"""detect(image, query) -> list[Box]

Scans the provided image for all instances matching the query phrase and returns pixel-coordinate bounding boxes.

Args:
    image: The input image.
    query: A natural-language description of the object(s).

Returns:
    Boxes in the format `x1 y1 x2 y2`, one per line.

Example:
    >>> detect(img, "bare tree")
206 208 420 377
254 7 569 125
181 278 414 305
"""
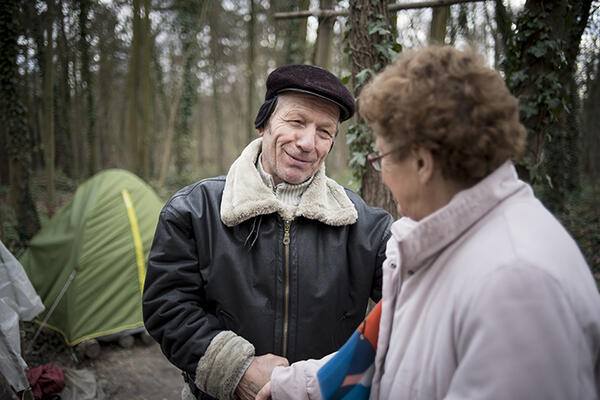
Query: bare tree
278 0 310 64
0 0 41 244
430 5 450 43
208 3 226 173
246 0 257 144
42 0 56 216
312 0 336 69
79 0 98 176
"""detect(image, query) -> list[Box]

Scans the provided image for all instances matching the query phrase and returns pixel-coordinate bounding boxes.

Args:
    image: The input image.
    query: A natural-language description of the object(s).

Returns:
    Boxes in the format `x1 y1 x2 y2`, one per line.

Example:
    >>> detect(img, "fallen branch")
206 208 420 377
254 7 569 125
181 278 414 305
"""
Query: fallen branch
274 0 488 19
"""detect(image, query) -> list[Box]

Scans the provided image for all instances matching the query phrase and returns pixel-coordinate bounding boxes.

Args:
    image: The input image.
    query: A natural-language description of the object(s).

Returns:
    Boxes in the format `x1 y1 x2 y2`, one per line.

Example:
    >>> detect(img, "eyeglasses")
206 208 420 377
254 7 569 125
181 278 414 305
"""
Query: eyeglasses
366 145 411 172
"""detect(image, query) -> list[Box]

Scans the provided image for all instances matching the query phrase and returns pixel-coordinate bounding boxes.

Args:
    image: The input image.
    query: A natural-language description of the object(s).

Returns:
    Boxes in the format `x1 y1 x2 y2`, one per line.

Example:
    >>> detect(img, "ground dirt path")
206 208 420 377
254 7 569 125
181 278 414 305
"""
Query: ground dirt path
21 333 183 400
78 341 183 400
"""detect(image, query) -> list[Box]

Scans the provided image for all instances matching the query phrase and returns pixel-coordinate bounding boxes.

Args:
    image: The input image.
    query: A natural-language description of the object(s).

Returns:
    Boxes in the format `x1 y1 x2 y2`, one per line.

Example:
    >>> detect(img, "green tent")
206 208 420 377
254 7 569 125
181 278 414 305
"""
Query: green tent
20 169 164 346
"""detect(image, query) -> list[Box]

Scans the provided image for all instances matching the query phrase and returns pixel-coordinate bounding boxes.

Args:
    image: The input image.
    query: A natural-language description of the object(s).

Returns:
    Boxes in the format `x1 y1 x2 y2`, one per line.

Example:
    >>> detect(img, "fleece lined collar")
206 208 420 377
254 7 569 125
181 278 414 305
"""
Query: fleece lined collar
220 138 358 227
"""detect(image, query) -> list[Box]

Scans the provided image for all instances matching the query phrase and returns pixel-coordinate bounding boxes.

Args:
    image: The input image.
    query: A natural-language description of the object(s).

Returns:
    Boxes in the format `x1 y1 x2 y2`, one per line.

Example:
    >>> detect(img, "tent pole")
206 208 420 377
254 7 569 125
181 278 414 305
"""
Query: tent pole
26 268 77 352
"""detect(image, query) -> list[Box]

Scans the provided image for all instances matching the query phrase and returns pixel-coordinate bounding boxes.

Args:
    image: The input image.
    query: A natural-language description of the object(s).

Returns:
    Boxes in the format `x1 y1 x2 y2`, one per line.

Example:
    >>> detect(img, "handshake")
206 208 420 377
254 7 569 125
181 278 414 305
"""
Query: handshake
235 353 289 400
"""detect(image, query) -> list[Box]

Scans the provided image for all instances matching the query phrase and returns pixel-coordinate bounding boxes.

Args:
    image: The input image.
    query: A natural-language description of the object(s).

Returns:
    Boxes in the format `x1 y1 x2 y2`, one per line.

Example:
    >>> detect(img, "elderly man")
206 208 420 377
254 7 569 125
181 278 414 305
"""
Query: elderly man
142 65 392 400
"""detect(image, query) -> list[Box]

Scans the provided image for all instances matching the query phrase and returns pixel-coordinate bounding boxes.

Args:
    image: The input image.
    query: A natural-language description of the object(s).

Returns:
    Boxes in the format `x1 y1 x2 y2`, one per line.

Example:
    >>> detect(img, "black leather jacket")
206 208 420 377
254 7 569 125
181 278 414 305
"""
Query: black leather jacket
142 176 392 379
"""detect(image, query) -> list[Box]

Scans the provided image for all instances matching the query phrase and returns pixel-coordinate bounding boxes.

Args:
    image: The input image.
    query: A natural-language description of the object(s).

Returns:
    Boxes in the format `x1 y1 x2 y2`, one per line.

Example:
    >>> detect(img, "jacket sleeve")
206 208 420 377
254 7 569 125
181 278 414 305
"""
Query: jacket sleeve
371 216 392 302
445 262 591 400
343 188 393 304
270 354 335 400
142 204 254 399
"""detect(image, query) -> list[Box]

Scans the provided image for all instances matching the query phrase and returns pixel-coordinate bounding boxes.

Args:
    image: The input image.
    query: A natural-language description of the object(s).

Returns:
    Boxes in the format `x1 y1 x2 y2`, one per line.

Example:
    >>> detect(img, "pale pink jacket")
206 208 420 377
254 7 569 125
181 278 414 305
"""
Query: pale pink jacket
270 161 600 400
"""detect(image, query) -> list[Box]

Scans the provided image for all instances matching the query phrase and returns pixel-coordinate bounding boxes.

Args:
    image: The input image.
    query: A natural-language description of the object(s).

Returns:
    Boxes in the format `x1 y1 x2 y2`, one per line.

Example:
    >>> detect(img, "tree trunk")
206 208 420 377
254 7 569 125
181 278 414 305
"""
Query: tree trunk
503 0 592 212
279 0 310 64
140 0 152 178
71 76 83 181
126 0 141 174
24 2 45 173
246 0 257 144
42 0 55 216
56 0 73 178
157 79 184 191
0 0 41 244
79 0 97 176
429 6 450 44
348 0 398 219
97 11 114 169
0 123 7 186
312 0 335 69
173 1 201 181
542 0 591 202
209 5 226 174
582 51 600 180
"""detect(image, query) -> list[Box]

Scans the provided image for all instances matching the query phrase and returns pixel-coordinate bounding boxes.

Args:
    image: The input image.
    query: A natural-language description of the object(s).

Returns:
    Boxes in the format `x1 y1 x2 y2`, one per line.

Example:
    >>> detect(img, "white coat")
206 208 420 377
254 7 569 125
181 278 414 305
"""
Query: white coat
269 161 600 400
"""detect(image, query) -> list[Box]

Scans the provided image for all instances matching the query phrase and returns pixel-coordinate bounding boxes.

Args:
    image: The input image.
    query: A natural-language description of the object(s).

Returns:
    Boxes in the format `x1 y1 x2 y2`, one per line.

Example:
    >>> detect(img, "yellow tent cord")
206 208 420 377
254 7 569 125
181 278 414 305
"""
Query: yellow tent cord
121 189 145 294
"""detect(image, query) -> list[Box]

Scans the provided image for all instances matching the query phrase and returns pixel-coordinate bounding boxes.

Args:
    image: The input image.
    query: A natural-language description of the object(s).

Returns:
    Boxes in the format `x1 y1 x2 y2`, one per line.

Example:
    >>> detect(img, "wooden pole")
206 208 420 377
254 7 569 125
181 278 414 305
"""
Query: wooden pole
274 0 487 19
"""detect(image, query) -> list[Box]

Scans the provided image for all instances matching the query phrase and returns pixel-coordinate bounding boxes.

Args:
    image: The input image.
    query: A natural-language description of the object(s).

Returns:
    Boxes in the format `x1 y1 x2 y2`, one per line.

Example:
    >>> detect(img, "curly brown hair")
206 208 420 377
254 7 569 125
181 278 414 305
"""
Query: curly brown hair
359 45 526 184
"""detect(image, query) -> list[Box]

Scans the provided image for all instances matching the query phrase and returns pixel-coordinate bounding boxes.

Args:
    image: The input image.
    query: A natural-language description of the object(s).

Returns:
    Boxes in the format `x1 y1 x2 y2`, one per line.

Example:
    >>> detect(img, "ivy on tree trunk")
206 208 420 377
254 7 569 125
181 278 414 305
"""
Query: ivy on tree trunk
347 0 401 219
500 0 592 213
0 0 41 245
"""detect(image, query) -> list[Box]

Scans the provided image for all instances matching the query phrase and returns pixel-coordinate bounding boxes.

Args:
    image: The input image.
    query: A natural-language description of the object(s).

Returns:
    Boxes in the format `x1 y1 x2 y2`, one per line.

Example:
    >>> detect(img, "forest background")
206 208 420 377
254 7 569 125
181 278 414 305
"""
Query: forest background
1 0 599 281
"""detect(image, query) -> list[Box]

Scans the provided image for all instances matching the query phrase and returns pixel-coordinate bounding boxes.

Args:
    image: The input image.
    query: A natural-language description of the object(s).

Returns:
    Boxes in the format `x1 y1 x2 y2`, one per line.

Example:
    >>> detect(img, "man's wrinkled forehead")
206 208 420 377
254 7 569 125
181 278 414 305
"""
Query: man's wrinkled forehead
272 92 340 123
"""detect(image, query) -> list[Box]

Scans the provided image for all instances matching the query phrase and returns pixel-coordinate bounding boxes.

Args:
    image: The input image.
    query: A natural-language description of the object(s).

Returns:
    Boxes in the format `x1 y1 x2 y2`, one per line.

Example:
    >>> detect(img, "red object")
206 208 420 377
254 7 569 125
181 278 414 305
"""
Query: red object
26 364 65 399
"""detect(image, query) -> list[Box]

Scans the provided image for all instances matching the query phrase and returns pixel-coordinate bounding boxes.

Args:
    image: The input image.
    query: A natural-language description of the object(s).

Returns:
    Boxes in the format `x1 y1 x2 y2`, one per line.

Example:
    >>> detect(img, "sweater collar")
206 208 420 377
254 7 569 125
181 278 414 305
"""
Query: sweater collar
256 153 314 207
390 161 529 272
220 138 358 227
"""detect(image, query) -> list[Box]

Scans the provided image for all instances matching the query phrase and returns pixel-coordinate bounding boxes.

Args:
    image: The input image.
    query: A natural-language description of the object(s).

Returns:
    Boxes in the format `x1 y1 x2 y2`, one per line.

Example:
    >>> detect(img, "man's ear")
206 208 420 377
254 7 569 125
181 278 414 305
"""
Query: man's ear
414 146 435 184
257 125 265 137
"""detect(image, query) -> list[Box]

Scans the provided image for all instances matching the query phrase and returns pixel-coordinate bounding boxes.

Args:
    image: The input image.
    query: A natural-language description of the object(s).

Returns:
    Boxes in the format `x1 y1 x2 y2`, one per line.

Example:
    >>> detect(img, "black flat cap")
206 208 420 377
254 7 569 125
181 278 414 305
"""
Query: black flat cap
254 64 355 128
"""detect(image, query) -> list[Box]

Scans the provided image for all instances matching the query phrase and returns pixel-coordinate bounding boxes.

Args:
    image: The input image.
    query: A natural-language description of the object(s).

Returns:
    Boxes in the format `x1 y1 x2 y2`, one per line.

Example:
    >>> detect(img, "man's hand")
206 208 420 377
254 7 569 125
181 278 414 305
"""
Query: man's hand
256 381 271 400
235 354 288 400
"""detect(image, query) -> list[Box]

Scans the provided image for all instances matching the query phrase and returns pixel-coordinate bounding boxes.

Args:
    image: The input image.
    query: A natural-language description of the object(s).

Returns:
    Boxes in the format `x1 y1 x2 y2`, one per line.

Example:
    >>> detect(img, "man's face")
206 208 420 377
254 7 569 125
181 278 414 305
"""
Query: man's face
258 93 339 185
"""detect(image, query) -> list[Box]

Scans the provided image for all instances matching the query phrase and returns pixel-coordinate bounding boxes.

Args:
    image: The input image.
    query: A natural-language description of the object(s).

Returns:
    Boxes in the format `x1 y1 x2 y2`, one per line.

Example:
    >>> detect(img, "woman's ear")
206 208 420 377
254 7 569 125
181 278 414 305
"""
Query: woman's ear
414 146 435 184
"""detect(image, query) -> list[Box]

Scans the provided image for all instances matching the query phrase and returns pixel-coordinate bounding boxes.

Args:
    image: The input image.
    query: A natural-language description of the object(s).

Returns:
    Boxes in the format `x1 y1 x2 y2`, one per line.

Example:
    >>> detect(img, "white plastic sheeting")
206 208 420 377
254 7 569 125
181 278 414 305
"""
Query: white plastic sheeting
0 240 45 392
61 368 106 400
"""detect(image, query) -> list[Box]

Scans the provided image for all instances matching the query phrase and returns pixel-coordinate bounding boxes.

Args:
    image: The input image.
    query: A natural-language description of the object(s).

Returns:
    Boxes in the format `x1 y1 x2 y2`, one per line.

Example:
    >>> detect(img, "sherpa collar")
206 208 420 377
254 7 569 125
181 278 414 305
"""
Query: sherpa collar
220 138 358 227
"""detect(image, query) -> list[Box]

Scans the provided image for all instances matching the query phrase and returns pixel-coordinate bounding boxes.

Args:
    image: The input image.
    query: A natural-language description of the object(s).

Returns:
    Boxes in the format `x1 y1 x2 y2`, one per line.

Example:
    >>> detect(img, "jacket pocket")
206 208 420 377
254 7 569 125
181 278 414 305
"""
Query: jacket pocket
333 310 359 348
217 308 238 331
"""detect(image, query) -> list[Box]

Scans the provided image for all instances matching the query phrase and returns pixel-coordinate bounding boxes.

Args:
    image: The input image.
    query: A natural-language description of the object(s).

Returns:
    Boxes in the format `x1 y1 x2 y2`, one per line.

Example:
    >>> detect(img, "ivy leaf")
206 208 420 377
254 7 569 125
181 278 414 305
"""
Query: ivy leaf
520 102 538 119
346 126 358 145
374 43 390 58
529 43 547 58
368 21 391 36
545 97 560 109
350 151 366 168
355 69 373 86
341 75 351 85
509 70 527 87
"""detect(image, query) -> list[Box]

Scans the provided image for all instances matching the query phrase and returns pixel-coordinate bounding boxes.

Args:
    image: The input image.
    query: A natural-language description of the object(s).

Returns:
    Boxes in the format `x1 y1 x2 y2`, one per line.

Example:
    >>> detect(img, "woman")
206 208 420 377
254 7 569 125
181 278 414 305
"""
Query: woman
257 46 600 399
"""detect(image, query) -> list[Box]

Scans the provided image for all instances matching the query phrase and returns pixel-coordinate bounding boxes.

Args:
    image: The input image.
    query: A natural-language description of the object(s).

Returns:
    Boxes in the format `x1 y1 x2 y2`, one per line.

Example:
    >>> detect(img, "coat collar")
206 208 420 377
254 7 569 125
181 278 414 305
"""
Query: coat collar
391 161 530 273
220 138 358 227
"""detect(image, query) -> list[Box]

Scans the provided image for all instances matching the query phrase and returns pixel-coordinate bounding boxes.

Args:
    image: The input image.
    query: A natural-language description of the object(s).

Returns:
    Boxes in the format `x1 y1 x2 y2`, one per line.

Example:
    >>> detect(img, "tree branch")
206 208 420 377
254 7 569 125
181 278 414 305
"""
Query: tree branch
274 0 488 20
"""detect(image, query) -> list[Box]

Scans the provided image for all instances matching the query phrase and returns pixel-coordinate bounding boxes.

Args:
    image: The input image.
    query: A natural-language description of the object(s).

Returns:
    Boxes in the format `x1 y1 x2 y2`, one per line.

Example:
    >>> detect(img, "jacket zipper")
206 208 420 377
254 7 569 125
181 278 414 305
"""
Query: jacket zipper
282 219 291 358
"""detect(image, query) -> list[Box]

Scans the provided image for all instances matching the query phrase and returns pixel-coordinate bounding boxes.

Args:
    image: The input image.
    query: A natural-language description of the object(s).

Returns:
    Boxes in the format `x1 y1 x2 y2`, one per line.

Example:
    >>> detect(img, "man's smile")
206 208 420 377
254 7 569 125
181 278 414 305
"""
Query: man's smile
284 150 313 165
